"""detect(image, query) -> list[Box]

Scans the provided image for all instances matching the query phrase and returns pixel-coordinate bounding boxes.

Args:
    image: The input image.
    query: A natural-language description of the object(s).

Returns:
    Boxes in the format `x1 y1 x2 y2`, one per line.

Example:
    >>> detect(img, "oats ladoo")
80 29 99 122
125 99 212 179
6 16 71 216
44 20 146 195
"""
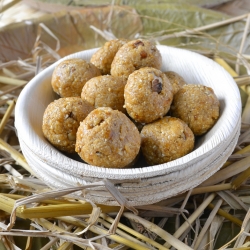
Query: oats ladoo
42 97 94 153
81 75 126 113
171 84 220 136
90 39 128 75
51 58 101 97
75 107 141 168
110 39 162 79
141 116 195 165
124 67 173 123
164 71 186 95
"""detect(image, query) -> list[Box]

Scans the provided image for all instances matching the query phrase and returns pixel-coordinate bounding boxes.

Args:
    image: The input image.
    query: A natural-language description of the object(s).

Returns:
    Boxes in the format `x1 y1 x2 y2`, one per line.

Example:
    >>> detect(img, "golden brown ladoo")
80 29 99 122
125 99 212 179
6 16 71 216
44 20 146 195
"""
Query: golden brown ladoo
81 75 127 113
111 39 162 79
42 97 94 153
124 67 173 123
75 107 141 168
141 116 195 165
44 38 221 168
51 58 101 97
171 84 220 136
90 39 128 75
164 71 186 95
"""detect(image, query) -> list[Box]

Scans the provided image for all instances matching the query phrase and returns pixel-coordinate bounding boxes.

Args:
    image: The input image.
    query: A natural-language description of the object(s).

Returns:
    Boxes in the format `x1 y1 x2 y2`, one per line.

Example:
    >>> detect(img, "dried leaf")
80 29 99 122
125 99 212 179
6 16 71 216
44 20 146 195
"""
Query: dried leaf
217 191 249 211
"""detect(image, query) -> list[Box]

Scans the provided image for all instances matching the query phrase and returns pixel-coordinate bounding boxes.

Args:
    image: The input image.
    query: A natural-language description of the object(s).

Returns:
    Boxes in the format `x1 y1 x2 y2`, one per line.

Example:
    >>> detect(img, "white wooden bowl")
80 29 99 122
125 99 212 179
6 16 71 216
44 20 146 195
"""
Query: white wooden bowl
15 45 241 205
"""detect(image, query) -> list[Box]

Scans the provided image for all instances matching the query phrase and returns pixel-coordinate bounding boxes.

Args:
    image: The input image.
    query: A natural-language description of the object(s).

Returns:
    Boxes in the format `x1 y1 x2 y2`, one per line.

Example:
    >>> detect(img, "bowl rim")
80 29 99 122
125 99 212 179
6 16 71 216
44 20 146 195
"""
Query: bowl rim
15 45 242 179
18 122 240 206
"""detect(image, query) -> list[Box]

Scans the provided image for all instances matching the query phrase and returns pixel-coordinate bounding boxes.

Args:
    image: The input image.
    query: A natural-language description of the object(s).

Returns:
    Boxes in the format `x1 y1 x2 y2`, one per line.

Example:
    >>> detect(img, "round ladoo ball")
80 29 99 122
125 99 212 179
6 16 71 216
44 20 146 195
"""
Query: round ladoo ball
124 67 173 123
141 116 195 165
51 58 101 97
111 39 162 79
81 75 127 113
75 107 141 168
42 97 94 153
164 71 186 95
90 39 128 75
171 84 220 136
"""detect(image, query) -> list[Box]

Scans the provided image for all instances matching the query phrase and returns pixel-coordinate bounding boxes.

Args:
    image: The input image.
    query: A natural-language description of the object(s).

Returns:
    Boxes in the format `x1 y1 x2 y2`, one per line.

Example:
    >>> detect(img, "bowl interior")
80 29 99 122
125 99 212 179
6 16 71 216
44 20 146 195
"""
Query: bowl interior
15 45 241 179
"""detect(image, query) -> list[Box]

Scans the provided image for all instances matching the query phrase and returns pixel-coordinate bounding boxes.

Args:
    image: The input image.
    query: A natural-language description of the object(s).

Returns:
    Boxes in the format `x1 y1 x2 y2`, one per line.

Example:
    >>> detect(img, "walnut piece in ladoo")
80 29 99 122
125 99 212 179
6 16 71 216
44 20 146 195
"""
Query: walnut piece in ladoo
51 58 101 97
171 84 220 136
124 67 173 123
81 75 127 113
42 97 94 153
90 39 128 75
111 39 162 79
75 107 141 168
141 116 195 165
164 71 186 95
